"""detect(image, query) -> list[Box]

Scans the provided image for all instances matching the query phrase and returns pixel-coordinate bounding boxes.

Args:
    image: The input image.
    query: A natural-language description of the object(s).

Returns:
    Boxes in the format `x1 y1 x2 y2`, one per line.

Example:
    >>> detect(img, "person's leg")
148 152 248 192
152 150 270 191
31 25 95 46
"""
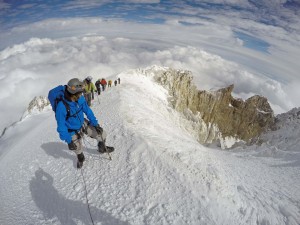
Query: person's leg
81 119 114 153
69 132 85 162
84 93 88 103
87 93 92 106
82 119 106 141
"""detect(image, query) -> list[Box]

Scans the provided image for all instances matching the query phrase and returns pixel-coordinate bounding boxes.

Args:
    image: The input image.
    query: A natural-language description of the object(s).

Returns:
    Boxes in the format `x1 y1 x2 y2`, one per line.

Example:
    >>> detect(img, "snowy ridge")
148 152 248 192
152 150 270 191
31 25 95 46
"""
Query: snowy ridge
116 68 300 224
126 66 267 149
0 67 299 225
0 96 50 138
257 107 300 155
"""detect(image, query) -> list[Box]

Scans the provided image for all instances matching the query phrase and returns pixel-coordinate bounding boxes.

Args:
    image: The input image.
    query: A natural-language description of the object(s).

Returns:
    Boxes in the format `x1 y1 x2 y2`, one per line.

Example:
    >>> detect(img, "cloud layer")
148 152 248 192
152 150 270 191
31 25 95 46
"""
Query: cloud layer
0 29 297 132
0 1 299 133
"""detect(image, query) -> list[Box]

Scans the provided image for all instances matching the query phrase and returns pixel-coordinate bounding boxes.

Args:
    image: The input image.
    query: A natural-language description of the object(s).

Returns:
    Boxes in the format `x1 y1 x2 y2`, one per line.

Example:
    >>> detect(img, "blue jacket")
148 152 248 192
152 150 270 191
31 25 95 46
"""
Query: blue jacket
55 95 98 144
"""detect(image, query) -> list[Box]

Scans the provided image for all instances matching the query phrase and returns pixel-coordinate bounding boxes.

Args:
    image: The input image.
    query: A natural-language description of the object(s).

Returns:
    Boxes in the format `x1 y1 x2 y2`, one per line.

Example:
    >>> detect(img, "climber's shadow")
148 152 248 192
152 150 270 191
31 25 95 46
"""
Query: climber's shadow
30 168 129 225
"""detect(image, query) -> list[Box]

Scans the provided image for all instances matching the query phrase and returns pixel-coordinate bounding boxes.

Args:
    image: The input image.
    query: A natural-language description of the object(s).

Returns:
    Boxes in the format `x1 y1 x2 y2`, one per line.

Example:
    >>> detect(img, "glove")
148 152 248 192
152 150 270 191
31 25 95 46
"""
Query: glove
68 141 77 150
94 124 103 135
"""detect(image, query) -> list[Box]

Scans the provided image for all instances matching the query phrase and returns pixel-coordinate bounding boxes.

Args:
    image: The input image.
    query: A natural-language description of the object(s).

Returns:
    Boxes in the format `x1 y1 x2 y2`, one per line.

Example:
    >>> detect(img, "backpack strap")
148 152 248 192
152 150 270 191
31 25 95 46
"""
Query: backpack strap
61 99 71 120
61 98 83 121
55 95 83 121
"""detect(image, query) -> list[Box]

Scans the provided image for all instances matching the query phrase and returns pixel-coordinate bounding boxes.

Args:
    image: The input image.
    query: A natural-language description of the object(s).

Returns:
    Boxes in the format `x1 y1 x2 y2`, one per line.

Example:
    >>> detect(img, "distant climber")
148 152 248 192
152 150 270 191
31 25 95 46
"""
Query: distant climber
114 80 117 86
95 79 101 95
84 76 96 106
108 80 112 88
48 78 114 168
118 77 120 84
100 78 107 91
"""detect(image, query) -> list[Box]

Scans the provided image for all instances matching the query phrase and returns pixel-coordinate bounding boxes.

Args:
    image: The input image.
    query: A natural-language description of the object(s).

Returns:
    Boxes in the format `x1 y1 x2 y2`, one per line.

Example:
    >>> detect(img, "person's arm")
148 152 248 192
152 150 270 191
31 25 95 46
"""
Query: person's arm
55 102 72 143
92 83 96 91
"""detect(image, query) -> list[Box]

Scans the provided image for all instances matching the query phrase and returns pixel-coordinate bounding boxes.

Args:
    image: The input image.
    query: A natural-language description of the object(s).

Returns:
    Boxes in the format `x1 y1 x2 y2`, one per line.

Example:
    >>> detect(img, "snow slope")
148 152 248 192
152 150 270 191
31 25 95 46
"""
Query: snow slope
0 68 299 225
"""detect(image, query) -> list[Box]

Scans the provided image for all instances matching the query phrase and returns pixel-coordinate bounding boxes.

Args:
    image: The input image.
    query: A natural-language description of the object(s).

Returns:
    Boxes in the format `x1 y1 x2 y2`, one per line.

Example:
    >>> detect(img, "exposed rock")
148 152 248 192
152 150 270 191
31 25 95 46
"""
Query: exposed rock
154 68 275 148
256 107 300 150
22 96 50 119
1 96 50 138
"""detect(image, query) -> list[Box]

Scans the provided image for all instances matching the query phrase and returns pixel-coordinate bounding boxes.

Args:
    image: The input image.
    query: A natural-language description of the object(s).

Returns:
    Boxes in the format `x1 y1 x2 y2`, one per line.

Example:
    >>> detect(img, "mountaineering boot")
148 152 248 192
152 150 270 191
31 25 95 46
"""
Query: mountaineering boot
77 153 85 169
98 141 114 154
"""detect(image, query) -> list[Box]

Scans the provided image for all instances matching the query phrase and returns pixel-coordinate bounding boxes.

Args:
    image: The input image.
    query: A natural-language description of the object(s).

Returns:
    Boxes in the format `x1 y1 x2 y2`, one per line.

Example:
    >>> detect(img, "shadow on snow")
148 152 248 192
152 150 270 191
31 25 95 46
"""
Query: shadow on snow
30 168 129 225
41 142 108 168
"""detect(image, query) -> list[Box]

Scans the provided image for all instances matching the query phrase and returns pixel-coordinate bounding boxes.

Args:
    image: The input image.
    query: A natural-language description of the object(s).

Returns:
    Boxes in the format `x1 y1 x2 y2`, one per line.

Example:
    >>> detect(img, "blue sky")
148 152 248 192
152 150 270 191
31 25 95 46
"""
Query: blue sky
1 0 299 53
234 32 270 53
1 0 299 28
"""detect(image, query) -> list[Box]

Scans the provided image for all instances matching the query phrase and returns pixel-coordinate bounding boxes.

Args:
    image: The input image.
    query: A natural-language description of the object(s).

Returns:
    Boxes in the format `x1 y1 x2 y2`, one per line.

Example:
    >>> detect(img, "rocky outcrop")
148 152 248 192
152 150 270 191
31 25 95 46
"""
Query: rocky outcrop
257 107 300 150
153 68 275 148
22 96 50 119
1 96 50 138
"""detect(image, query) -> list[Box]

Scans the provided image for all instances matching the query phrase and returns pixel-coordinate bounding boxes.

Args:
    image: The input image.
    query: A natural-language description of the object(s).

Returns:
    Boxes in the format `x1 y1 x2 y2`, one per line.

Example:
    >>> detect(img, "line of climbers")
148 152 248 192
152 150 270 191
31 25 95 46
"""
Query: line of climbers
84 76 121 106
48 76 120 168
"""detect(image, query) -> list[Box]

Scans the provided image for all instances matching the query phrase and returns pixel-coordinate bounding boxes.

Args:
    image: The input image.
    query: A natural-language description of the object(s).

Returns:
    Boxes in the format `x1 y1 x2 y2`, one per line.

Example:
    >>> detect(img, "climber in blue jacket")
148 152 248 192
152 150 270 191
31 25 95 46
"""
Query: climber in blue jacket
48 78 114 168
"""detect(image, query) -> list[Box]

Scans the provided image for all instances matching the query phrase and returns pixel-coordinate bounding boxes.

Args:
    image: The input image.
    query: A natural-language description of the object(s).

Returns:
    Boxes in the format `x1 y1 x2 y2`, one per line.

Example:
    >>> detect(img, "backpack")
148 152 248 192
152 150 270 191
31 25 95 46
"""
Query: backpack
48 85 71 119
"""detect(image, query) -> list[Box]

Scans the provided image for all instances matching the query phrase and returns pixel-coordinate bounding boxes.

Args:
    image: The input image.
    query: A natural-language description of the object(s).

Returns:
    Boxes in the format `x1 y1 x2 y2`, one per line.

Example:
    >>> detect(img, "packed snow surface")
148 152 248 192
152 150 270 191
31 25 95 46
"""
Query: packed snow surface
0 69 299 225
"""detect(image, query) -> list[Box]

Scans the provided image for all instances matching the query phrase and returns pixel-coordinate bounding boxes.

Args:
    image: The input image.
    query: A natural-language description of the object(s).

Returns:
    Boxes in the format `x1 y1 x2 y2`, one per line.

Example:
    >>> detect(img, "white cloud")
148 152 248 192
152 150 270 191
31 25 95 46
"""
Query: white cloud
61 0 109 10
61 0 159 11
18 4 36 9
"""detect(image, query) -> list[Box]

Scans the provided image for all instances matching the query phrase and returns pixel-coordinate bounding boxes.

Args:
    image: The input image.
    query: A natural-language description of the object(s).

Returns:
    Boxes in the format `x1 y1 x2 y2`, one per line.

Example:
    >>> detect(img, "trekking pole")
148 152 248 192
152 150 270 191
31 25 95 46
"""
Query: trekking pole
99 133 112 161
96 93 100 105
